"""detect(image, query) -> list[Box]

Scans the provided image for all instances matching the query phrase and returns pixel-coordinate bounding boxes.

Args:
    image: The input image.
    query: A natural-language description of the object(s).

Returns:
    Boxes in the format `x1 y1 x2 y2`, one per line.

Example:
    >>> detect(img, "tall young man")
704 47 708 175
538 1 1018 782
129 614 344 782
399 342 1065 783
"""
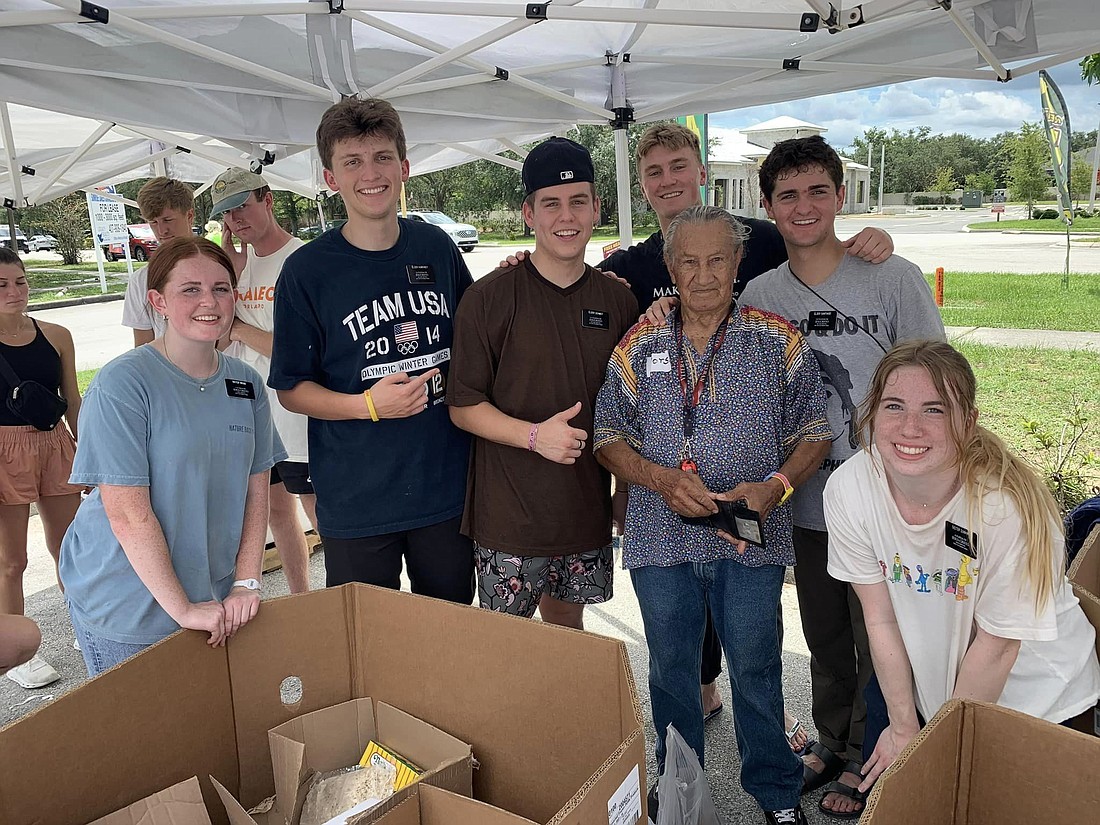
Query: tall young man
268 98 474 603
447 138 637 629
739 135 945 818
122 177 195 345
607 123 895 728
209 167 316 595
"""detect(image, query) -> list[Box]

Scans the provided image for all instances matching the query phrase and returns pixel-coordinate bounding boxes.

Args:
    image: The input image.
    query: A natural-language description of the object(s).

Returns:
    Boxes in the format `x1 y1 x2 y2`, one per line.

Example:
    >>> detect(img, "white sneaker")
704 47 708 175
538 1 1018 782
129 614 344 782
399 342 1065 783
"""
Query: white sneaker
6 656 61 689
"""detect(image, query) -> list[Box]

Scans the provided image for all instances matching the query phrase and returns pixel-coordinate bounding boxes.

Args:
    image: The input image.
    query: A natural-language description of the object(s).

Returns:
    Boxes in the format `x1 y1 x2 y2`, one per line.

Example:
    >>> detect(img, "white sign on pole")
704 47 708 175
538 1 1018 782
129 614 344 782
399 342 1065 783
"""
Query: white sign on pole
85 186 133 293
86 188 128 245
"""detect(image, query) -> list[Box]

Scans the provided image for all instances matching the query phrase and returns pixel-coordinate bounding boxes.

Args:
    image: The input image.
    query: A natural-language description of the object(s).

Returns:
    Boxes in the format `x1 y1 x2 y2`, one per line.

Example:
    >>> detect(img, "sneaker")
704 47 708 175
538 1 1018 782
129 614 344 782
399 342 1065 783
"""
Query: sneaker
6 656 61 689
646 785 659 825
763 806 807 825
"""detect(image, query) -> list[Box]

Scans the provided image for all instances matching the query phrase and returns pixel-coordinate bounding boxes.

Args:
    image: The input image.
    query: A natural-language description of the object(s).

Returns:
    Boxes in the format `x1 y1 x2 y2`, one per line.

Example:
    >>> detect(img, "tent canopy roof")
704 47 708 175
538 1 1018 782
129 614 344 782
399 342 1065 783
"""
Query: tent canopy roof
0 0 1095 207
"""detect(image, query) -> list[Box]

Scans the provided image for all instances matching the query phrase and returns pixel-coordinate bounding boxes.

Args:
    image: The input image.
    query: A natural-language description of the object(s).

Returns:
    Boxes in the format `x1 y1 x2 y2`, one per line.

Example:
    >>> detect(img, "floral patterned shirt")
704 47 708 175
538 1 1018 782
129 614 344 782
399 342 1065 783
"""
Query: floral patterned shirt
594 304 831 569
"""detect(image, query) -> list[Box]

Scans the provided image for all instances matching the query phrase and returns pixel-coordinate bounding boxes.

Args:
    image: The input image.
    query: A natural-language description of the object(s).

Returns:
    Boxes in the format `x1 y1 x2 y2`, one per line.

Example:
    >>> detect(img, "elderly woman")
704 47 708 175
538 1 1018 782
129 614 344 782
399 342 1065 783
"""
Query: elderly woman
61 237 285 676
594 205 831 825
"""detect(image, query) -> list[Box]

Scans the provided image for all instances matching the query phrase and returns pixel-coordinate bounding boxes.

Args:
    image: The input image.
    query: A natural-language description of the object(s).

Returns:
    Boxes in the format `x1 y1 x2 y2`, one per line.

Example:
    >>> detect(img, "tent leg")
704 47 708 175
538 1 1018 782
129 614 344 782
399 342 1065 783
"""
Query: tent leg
613 127 633 250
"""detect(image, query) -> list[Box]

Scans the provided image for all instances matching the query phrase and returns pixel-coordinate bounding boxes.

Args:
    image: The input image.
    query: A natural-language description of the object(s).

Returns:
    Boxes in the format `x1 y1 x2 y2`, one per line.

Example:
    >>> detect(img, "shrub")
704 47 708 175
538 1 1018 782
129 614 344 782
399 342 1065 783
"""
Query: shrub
1023 398 1100 516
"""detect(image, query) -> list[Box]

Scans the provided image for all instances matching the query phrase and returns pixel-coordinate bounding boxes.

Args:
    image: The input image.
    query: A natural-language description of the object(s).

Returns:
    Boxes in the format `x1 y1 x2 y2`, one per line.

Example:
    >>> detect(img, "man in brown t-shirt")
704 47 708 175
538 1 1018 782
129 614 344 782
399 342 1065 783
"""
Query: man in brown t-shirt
447 138 638 629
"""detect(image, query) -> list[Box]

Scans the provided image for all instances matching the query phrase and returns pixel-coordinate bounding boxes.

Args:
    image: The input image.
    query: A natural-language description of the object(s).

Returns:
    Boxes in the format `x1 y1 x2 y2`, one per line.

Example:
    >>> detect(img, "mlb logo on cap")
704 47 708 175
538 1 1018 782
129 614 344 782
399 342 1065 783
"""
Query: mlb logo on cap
522 136 594 196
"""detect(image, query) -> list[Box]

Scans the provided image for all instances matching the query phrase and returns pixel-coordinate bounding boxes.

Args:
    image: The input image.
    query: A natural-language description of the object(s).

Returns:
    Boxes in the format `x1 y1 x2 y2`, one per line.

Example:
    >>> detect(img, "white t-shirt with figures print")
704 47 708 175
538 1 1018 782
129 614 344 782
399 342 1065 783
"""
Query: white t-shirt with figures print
824 448 1100 724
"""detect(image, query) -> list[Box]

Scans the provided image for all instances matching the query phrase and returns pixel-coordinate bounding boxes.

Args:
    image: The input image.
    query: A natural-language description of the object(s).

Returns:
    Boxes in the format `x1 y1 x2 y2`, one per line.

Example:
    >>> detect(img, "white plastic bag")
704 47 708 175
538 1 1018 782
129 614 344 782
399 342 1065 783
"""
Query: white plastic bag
656 724 721 825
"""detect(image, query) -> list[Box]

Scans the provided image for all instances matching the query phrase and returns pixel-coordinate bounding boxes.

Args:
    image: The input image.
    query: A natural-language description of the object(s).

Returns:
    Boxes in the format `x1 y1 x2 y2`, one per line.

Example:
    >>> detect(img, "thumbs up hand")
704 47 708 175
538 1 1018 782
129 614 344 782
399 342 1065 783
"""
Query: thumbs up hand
534 402 588 465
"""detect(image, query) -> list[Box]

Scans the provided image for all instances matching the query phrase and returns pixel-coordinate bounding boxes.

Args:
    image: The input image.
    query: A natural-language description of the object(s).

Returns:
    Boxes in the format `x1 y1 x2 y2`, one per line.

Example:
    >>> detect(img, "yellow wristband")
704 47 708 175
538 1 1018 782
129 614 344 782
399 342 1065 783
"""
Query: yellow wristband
363 389 380 422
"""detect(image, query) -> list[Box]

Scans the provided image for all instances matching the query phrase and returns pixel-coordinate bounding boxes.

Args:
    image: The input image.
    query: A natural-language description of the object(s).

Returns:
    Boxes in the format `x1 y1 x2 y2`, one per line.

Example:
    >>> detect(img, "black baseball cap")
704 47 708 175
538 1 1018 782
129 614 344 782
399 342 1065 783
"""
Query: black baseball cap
522 137 595 196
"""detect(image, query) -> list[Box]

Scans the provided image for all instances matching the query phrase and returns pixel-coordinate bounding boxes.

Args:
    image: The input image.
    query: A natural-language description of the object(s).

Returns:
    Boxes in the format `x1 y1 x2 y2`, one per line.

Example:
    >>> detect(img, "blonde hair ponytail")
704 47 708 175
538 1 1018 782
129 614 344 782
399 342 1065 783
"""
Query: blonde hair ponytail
860 341 1062 613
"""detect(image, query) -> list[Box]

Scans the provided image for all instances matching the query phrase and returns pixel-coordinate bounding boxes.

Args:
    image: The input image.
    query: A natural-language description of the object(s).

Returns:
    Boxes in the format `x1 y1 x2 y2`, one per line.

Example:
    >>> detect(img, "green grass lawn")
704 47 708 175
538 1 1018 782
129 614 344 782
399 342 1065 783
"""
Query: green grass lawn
25 267 128 304
926 271 1100 331
956 342 1100 495
967 217 1100 232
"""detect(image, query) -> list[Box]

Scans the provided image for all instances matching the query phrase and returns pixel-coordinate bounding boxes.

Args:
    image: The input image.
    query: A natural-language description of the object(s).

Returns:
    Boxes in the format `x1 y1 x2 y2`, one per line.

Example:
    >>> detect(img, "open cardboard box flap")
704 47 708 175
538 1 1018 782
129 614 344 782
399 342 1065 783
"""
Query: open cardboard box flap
862 699 1100 824
89 777 212 825
372 785 538 825
217 697 473 825
1069 524 1100 661
0 584 645 825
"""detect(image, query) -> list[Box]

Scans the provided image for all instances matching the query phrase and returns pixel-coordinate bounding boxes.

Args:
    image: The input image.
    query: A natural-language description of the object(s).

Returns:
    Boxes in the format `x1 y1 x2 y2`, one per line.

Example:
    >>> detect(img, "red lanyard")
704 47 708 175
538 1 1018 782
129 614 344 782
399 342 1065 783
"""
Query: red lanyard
674 313 730 440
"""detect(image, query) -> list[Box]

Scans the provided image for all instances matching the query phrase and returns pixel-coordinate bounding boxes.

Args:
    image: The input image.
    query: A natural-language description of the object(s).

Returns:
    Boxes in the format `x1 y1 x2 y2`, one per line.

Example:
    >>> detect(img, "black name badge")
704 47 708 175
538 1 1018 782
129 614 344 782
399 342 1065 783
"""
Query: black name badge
945 520 978 558
225 379 256 399
406 264 435 285
582 309 610 330
808 310 838 332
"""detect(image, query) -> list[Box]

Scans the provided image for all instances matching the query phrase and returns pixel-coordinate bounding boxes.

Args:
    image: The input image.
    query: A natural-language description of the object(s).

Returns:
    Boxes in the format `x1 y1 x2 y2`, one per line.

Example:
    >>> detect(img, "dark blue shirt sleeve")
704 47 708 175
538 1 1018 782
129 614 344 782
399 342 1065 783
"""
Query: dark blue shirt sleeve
268 259 324 391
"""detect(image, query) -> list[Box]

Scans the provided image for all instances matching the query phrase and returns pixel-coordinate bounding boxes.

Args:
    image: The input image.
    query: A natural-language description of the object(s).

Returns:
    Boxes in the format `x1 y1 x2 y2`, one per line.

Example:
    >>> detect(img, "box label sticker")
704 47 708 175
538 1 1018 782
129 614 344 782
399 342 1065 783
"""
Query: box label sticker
608 763 642 825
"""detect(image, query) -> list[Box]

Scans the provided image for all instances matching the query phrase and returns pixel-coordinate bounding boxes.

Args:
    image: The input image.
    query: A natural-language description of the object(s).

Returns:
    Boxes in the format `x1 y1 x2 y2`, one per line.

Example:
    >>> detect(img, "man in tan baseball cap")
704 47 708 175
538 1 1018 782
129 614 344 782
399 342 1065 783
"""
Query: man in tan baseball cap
211 166 317 595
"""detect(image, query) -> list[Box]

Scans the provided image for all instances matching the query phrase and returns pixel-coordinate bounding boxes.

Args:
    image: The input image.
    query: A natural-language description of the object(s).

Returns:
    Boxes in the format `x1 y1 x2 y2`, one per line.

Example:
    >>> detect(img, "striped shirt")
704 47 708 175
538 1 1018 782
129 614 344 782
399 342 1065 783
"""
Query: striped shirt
594 304 831 568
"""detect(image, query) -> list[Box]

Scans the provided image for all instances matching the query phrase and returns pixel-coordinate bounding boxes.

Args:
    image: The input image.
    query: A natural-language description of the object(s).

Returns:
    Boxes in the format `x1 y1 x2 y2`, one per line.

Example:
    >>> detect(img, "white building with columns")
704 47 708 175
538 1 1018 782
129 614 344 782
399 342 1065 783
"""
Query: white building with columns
707 116 871 218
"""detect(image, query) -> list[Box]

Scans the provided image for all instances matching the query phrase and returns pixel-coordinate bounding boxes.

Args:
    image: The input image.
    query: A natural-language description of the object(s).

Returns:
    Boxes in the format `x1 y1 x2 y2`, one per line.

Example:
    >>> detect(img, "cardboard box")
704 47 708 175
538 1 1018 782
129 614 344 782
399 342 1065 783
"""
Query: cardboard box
216 698 472 825
1068 523 1100 736
89 777 211 825
862 699 1100 824
0 585 645 825
372 785 538 825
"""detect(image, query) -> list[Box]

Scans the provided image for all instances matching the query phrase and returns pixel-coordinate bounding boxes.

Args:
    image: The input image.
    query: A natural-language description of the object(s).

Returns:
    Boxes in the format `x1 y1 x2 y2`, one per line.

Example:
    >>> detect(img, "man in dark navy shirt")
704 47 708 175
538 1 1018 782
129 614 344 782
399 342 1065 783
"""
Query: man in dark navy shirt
269 97 474 604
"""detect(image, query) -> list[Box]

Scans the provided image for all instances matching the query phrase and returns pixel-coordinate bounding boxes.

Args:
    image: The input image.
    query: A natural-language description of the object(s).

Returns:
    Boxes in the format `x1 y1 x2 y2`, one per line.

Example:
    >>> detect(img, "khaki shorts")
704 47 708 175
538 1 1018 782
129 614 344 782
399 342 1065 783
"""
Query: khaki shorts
0 425 82 505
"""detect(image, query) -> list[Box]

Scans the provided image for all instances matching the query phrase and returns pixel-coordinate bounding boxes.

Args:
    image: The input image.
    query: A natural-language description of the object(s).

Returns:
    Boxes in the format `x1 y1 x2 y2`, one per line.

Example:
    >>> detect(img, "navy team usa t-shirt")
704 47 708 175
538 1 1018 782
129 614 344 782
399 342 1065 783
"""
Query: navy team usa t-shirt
269 218 472 538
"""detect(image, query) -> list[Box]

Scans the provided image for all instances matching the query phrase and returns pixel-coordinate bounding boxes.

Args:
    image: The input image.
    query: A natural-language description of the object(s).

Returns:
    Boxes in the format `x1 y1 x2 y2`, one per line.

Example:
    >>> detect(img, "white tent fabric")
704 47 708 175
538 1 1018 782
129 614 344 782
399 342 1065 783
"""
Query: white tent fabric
1 0 1097 236
0 103 549 205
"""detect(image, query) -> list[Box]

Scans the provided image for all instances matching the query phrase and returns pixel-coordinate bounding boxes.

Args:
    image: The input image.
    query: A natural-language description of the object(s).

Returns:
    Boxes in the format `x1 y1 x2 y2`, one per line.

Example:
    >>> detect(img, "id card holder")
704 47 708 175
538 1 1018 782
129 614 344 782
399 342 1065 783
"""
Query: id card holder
731 503 765 548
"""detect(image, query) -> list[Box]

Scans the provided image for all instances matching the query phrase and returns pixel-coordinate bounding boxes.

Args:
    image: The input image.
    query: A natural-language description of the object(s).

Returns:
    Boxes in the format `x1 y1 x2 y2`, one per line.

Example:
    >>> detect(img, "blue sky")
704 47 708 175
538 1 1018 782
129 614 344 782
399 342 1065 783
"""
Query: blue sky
708 58 1097 154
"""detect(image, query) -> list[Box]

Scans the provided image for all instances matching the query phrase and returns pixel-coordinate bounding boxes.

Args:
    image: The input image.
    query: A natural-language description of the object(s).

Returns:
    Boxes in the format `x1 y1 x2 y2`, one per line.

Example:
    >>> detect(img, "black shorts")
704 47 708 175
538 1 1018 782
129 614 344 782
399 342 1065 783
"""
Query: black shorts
269 460 314 495
321 515 474 605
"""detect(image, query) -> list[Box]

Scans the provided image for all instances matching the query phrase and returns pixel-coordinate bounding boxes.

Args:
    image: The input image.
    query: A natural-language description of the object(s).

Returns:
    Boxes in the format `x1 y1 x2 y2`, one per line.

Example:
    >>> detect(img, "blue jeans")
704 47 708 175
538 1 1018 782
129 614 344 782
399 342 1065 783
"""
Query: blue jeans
68 604 152 677
631 560 801 811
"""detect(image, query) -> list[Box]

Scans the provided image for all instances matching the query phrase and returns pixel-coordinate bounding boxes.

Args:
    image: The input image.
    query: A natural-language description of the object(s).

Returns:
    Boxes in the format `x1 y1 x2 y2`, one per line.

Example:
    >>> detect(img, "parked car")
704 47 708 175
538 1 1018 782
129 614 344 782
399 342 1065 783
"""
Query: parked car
0 225 29 253
404 211 479 252
103 224 159 262
27 234 58 252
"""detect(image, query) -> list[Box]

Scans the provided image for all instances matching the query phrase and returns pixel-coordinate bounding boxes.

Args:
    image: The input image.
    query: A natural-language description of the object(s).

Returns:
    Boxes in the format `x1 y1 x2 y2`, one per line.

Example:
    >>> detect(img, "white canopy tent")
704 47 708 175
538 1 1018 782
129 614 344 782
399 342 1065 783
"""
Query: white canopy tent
0 103 549 211
1 0 1097 242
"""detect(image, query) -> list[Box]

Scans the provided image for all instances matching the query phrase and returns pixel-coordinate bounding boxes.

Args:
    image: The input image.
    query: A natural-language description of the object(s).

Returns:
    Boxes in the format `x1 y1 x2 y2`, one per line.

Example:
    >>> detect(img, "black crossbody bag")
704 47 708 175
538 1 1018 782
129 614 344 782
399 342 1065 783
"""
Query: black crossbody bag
0 350 67 431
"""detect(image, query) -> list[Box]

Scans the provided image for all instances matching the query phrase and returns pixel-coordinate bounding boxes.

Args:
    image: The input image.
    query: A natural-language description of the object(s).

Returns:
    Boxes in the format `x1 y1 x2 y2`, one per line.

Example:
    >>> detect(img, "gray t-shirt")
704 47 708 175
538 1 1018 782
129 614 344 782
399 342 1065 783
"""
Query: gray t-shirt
59 346 286 644
740 253 945 530
121 265 167 338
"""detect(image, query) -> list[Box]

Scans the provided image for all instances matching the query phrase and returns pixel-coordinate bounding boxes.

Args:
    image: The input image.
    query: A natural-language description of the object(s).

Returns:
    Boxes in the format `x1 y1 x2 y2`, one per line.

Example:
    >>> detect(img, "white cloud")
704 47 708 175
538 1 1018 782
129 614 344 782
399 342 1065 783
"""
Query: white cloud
708 59 1095 150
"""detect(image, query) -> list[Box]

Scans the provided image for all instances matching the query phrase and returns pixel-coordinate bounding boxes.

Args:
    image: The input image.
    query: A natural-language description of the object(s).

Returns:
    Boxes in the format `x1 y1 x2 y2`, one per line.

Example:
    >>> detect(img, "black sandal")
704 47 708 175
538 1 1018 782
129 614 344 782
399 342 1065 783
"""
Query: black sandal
801 741 845 795
817 761 867 820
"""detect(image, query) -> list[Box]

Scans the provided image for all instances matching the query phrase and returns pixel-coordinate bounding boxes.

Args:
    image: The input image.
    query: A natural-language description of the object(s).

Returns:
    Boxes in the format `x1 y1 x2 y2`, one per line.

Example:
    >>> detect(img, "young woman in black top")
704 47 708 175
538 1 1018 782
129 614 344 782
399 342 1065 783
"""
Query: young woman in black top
0 247 82 689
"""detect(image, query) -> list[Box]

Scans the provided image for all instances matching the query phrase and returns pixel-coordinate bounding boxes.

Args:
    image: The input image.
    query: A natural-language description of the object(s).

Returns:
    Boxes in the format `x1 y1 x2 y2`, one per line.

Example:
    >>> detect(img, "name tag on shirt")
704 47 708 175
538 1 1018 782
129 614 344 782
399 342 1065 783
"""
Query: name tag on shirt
945 521 978 558
581 309 610 330
225 379 256 399
407 264 435 285
646 351 671 375
808 310 838 332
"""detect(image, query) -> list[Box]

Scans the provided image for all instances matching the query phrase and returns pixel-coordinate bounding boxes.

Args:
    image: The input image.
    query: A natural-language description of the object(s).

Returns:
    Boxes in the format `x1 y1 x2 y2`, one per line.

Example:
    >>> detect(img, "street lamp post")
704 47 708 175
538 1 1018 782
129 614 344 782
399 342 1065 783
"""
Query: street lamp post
1089 106 1100 213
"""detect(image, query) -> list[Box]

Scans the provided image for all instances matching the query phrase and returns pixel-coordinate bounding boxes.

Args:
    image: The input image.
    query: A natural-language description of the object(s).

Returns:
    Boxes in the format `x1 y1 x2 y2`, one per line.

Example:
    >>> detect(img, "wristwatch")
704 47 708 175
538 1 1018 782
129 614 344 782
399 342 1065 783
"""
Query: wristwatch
767 471 795 505
232 578 262 592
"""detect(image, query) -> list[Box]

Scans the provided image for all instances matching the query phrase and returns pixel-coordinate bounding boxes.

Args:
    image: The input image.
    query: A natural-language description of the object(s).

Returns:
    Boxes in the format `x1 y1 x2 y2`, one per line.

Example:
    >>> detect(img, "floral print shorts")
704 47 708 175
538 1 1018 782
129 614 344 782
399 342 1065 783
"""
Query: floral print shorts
474 542 614 618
